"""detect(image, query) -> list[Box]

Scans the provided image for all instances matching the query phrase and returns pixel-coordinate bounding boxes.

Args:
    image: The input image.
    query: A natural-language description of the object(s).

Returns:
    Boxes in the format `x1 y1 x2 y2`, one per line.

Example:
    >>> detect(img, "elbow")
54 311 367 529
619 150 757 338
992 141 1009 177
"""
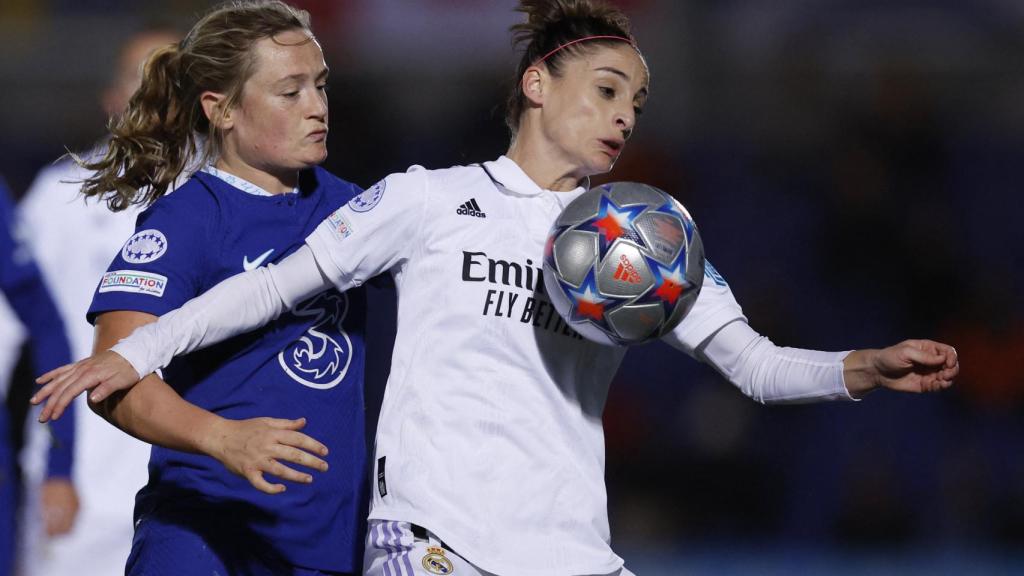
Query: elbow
87 391 124 424
735 379 768 405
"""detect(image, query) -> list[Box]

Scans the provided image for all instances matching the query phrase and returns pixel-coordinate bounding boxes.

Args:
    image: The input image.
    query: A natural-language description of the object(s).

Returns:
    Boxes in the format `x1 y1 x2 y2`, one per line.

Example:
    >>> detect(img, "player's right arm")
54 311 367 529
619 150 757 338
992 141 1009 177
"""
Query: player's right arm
90 309 329 494
34 168 427 416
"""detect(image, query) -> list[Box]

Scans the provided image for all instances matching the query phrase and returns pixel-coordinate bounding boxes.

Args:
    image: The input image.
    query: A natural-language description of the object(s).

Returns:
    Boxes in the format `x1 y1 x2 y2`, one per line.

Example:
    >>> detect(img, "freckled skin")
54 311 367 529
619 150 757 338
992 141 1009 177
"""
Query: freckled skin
217 29 330 193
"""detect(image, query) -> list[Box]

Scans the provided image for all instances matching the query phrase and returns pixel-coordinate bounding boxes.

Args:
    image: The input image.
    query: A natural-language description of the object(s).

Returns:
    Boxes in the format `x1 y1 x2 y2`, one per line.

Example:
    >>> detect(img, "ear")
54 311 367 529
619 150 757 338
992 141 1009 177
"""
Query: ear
200 91 232 130
521 65 547 106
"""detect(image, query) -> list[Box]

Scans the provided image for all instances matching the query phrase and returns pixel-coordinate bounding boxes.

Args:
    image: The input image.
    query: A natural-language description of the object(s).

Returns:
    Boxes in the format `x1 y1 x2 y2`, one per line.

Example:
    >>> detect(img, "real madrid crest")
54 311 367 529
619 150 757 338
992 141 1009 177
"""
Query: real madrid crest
421 545 454 575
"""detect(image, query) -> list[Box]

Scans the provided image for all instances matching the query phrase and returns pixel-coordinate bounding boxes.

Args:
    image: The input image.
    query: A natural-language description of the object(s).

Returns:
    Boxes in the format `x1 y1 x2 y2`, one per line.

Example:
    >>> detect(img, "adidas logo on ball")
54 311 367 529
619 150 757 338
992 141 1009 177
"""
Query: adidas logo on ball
457 198 487 218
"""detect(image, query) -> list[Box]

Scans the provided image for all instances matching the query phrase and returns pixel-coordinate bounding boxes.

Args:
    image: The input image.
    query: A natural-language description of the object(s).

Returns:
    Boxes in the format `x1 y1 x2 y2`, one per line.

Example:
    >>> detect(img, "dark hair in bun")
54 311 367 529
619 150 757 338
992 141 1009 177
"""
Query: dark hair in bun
505 0 635 136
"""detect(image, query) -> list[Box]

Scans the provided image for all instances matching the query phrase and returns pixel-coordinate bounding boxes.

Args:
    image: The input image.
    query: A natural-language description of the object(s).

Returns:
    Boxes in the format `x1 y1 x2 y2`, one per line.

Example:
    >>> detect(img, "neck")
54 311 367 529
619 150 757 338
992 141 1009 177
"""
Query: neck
506 134 586 193
214 157 297 195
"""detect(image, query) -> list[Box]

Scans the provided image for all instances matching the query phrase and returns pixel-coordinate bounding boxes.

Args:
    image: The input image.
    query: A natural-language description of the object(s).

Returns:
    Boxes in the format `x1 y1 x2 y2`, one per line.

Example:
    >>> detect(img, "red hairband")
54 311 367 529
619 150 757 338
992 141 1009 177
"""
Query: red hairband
535 35 637 64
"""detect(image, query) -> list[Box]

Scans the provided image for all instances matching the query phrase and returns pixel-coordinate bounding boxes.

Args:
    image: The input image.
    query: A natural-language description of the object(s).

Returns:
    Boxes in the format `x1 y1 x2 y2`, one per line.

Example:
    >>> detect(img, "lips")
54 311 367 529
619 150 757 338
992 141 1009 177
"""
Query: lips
308 128 328 141
600 138 624 156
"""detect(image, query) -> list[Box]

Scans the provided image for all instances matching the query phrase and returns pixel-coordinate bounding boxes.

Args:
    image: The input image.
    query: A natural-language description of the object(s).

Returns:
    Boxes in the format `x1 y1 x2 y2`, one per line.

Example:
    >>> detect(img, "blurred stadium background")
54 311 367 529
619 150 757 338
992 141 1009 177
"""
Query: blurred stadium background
2 1 1022 574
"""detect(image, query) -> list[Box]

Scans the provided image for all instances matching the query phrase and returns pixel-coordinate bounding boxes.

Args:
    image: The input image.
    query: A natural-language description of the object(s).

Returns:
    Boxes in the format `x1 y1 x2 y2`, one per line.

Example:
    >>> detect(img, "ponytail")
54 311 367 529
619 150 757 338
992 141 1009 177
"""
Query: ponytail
79 43 203 211
76 0 312 211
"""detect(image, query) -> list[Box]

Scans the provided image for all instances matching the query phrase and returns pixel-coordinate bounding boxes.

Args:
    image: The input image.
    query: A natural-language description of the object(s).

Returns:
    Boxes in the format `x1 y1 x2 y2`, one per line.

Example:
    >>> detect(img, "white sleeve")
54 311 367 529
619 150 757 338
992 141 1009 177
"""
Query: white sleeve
110 245 330 378
697 319 855 404
305 167 427 291
661 261 746 355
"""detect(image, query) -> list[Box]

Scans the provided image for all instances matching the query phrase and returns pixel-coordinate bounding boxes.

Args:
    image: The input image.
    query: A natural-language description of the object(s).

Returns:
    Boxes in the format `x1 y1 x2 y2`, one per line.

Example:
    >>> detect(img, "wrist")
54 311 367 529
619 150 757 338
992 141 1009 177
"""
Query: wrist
193 414 234 460
842 348 882 398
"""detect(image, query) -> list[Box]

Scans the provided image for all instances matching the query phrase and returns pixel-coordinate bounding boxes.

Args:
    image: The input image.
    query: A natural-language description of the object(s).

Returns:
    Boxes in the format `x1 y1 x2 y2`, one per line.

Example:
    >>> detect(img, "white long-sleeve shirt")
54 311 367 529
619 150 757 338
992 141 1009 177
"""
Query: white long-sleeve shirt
115 157 852 576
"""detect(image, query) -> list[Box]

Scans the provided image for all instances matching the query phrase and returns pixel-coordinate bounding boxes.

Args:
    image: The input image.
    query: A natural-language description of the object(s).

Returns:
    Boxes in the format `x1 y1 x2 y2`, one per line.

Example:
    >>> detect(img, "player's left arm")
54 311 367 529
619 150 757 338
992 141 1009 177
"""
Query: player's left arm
694 320 959 403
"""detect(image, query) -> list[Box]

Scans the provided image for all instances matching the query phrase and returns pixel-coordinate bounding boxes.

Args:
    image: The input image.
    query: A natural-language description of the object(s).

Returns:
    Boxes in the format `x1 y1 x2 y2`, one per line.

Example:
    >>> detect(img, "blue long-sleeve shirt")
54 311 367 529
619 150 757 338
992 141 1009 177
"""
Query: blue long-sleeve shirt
0 179 74 478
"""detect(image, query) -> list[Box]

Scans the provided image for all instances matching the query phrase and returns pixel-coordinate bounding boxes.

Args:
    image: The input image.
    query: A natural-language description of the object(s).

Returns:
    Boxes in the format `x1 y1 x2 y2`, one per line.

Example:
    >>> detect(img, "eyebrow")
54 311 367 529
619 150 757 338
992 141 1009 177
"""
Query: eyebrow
595 66 649 98
273 67 330 86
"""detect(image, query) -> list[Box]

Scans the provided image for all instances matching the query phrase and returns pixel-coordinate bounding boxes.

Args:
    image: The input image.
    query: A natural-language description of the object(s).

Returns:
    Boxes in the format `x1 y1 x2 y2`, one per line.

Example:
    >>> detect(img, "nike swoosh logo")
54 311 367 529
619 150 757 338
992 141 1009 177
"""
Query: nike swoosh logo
242 248 275 271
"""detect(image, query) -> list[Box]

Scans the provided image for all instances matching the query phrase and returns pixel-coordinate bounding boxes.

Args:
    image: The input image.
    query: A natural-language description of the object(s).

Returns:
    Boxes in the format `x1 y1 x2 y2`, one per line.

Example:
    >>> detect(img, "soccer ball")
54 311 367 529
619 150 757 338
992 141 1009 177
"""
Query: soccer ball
543 182 704 346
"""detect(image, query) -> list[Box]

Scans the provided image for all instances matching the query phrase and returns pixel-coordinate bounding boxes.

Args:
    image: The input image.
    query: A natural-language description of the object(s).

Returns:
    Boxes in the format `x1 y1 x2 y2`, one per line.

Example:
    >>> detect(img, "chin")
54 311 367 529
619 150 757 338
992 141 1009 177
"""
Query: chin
298 149 328 168
589 156 616 177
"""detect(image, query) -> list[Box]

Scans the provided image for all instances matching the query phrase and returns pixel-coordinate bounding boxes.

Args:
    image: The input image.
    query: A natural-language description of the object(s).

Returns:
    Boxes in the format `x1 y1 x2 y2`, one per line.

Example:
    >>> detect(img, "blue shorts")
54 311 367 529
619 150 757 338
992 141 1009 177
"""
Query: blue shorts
127 499 353 576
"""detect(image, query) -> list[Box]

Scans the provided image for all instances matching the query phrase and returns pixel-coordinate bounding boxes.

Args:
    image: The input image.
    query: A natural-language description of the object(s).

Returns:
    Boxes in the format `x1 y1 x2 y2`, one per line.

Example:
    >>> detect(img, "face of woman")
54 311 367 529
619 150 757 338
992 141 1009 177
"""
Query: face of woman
540 44 648 179
220 28 329 185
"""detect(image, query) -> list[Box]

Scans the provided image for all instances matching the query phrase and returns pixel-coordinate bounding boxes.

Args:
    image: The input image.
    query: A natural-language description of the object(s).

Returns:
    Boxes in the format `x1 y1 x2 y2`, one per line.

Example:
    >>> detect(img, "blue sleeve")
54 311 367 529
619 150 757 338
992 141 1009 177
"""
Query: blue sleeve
0 182 75 478
88 190 214 323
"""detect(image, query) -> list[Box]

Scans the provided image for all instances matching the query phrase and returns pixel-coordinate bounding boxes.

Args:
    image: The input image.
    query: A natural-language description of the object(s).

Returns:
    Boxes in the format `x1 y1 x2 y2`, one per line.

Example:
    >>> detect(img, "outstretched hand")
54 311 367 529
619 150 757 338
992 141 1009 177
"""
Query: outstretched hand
32 350 141 422
845 339 959 397
204 417 330 495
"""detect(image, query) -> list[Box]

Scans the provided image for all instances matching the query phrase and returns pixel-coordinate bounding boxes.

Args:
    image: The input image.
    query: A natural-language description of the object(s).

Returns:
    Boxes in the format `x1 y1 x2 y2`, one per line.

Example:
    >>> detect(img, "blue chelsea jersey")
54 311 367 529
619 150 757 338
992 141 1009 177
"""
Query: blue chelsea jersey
88 167 368 572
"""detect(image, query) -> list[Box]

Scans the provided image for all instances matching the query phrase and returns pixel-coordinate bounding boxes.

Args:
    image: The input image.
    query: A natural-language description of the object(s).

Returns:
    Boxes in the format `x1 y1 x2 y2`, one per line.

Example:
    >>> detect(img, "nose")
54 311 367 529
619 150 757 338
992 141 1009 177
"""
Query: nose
615 105 636 140
309 90 328 120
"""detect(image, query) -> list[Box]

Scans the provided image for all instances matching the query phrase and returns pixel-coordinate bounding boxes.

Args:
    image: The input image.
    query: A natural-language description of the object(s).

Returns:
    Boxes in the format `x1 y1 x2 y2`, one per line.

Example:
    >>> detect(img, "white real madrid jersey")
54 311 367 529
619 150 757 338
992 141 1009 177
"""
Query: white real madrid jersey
306 156 744 576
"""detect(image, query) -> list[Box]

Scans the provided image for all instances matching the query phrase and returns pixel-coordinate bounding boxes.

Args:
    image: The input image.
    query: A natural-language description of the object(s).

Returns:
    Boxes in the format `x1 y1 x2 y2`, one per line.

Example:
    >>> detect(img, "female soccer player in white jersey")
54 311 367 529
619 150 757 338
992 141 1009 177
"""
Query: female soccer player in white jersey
35 1 959 574
35 2 374 575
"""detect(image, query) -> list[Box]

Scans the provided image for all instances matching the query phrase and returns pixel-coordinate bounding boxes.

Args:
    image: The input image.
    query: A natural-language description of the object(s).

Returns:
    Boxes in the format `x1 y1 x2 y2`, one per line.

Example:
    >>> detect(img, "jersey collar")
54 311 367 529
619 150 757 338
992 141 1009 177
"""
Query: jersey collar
200 165 298 197
481 156 589 200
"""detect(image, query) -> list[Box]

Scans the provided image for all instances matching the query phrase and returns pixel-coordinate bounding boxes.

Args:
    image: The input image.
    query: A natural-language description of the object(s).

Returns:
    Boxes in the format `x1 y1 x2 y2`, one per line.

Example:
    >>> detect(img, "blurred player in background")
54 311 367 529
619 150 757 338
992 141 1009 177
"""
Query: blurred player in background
0 179 73 575
15 26 178 576
33 1 376 574
33 0 960 575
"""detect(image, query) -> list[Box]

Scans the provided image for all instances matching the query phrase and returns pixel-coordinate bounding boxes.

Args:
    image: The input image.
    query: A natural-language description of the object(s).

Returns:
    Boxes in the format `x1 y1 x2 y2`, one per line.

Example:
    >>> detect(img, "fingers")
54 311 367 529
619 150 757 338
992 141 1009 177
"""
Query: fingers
37 365 99 423
244 467 287 495
243 456 317 495
224 418 330 495
35 363 76 386
31 362 81 406
265 457 315 484
264 417 308 431
271 438 329 472
899 340 947 368
35 353 143 422
277 427 329 458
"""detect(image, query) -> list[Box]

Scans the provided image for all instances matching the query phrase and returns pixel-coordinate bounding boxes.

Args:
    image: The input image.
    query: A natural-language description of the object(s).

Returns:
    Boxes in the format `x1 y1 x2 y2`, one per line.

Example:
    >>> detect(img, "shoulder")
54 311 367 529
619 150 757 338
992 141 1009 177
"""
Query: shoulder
142 174 220 219
379 163 482 198
133 175 221 238
424 163 483 191
308 166 363 204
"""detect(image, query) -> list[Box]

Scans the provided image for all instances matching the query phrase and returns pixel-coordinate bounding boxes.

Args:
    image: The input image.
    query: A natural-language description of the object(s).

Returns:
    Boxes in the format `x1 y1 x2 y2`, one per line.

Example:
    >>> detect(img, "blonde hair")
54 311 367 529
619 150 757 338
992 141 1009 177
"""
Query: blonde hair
79 1 311 211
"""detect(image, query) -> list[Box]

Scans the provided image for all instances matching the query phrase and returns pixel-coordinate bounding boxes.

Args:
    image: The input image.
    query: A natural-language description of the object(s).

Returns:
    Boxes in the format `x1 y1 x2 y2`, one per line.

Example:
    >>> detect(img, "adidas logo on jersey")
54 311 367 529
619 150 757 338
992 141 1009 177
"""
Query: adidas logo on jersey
456 198 486 218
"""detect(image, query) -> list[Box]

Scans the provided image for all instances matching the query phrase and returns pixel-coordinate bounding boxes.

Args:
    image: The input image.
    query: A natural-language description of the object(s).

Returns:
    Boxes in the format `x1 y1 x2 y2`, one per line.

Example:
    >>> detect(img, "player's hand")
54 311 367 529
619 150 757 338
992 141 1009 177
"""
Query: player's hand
204 417 329 495
846 339 959 396
40 478 80 536
32 351 141 422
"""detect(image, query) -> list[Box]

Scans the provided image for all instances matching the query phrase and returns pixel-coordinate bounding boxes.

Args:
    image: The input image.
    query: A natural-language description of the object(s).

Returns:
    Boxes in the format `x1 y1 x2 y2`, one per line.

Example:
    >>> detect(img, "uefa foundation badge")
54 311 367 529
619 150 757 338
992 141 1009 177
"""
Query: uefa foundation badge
421 546 453 574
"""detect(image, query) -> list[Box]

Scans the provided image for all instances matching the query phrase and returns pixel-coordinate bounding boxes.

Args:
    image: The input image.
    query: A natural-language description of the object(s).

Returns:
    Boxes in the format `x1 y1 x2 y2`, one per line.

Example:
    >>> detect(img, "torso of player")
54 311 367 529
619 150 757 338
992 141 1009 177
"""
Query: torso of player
90 167 368 571
309 157 629 575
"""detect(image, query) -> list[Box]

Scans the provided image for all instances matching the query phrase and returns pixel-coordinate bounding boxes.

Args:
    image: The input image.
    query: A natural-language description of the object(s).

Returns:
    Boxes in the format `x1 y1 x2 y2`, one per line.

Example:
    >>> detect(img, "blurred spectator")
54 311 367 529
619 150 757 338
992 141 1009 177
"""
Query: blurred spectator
15 27 179 576
0 179 73 576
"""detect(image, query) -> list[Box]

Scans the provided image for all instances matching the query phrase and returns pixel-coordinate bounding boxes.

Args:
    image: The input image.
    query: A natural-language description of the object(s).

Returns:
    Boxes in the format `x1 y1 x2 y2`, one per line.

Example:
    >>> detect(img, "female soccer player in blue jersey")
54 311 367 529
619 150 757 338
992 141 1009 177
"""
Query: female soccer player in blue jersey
36 2 370 575
36 1 960 574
